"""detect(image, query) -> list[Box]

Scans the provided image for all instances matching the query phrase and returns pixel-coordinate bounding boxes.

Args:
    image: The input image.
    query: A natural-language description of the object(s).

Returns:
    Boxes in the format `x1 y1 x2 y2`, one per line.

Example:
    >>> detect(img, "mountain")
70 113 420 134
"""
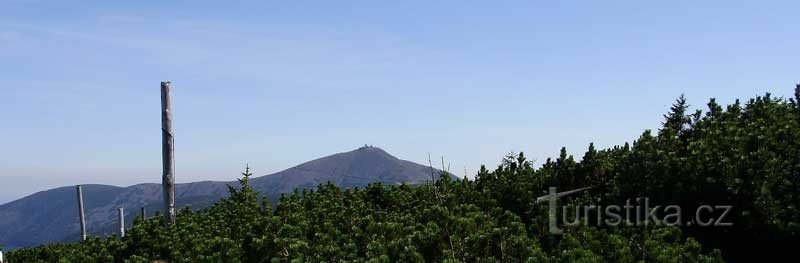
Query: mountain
0 146 449 249
250 146 440 192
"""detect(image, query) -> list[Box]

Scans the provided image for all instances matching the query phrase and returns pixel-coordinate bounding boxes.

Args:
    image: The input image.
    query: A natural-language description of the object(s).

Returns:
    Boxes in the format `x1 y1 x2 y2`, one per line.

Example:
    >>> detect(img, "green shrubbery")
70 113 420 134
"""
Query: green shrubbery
7 172 722 262
9 88 800 262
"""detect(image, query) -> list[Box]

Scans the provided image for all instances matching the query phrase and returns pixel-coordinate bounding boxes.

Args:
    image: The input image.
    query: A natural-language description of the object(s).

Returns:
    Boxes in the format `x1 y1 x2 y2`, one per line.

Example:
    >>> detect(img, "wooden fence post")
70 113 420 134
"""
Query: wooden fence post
76 185 87 241
118 207 125 238
161 81 176 225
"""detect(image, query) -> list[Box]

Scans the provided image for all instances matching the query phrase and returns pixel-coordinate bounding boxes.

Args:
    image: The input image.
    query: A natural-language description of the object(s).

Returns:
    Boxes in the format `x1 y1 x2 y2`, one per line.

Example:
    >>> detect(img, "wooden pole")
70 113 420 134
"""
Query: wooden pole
76 185 87 241
141 207 146 219
161 81 176 225
118 207 125 238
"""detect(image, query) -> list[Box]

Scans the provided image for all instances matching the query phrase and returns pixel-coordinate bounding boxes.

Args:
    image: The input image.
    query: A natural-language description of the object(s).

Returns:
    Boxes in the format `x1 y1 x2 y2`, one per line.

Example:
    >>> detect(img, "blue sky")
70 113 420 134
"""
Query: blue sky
1 0 797 203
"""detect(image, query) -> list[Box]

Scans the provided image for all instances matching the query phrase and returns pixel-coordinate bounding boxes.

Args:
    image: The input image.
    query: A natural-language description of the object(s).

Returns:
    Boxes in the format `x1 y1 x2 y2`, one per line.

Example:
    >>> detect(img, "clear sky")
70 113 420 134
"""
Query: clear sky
1 0 797 204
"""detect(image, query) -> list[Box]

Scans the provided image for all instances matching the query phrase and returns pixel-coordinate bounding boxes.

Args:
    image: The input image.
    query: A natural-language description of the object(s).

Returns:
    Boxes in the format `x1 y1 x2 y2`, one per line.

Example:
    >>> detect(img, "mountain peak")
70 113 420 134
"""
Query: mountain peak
250 146 431 193
359 144 375 149
351 145 395 158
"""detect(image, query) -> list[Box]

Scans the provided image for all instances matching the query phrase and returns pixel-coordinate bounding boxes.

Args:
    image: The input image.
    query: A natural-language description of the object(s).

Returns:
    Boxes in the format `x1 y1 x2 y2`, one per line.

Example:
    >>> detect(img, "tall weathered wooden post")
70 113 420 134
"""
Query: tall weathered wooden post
161 81 176 225
76 185 87 241
118 207 125 238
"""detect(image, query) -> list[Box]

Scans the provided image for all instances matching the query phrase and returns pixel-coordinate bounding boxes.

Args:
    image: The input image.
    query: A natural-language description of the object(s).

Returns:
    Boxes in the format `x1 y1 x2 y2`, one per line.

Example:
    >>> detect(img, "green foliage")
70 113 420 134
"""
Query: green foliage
10 88 800 262
8 167 723 262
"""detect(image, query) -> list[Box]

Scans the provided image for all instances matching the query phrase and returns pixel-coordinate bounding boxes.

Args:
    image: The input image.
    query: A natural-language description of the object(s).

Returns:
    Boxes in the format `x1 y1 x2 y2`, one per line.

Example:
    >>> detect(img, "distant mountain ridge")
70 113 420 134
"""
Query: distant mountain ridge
0 146 450 249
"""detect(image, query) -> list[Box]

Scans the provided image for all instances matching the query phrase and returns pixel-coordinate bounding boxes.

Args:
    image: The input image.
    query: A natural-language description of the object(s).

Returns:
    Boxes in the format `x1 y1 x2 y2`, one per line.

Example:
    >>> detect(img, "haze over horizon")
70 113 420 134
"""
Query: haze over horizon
1 0 798 204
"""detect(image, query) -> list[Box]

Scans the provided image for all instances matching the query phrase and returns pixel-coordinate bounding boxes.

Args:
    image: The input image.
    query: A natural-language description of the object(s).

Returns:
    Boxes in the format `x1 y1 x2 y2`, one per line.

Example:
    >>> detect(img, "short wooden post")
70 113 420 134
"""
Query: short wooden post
161 81 176 225
118 207 125 238
76 185 87 241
